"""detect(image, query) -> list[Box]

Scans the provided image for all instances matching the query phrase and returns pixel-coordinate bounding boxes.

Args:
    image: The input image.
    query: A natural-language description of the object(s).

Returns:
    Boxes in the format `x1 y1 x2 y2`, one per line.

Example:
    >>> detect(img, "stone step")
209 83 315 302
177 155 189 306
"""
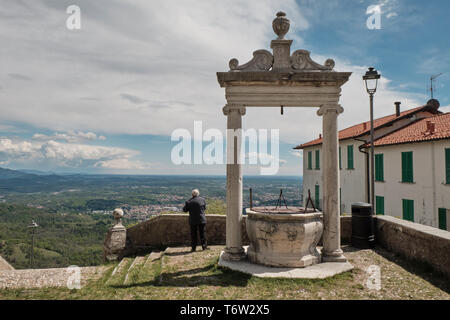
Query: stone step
105 257 134 287
123 256 146 285
136 250 164 284
144 251 162 267
110 257 127 277
0 266 105 289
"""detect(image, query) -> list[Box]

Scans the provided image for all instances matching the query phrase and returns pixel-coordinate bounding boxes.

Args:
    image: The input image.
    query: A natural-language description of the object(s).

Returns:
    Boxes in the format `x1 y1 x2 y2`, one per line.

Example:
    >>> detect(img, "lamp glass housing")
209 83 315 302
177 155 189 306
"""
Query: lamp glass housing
363 67 381 94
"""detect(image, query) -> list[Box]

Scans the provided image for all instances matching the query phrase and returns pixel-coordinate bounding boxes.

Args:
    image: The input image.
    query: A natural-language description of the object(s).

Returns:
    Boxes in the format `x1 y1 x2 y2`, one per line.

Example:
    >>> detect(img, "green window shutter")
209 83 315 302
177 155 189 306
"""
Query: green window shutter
315 185 320 209
315 150 320 170
339 147 342 169
438 208 447 230
307 151 312 170
375 196 384 215
446 149 450 184
375 154 384 181
401 152 413 182
339 187 342 213
402 199 414 222
347 145 354 169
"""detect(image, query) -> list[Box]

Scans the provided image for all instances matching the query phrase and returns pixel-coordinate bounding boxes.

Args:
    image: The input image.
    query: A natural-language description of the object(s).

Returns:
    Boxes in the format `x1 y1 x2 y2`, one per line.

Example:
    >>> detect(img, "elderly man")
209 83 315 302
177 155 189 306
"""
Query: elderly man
183 189 208 252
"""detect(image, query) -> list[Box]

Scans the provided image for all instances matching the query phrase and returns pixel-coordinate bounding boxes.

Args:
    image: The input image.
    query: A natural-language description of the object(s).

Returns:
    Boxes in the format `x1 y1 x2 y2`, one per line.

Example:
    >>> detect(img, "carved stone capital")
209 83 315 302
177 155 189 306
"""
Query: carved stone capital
317 104 344 116
223 105 246 116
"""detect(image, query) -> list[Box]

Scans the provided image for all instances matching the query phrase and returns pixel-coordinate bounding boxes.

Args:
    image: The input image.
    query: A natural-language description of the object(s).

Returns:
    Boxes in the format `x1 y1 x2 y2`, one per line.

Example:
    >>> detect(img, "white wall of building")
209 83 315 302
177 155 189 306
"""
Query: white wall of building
302 138 368 214
374 139 450 229
302 138 450 230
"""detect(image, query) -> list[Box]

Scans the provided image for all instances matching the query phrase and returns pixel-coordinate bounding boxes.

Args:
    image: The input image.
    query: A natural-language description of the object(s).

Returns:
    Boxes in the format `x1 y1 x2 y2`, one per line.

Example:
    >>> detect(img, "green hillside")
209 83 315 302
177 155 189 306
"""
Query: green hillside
0 203 117 269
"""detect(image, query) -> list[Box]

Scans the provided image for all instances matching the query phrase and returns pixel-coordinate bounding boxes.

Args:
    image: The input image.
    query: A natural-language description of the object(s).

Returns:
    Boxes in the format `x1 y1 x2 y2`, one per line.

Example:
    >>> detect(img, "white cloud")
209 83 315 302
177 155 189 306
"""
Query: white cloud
386 12 398 19
290 150 303 158
94 158 152 170
0 1 437 174
32 131 105 143
0 138 140 168
246 152 286 164
0 0 306 138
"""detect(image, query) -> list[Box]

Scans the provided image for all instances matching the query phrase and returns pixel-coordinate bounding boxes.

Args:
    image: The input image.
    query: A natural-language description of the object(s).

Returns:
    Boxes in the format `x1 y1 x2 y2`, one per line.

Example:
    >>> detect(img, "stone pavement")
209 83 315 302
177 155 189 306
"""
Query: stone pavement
218 246 353 279
0 266 106 289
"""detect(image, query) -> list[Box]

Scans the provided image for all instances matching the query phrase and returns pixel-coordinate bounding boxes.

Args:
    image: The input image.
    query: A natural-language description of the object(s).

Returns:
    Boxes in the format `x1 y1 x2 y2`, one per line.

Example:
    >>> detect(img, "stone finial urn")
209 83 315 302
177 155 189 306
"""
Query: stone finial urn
113 208 124 226
272 11 290 39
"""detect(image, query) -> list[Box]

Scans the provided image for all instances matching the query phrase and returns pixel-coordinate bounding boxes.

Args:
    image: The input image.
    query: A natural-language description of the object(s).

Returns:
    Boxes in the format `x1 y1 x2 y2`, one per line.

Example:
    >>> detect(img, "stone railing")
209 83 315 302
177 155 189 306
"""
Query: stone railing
374 215 450 278
124 214 248 254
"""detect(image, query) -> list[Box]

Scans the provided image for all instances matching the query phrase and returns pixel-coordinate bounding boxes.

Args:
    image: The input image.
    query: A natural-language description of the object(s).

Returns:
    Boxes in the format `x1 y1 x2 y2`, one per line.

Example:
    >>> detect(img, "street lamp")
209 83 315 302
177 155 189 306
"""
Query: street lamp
363 67 380 211
28 219 39 268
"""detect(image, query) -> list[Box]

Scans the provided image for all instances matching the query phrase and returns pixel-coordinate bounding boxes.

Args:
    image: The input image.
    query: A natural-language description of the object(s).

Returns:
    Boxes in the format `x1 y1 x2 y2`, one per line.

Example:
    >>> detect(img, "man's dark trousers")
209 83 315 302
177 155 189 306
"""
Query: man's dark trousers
183 195 207 251
190 223 206 251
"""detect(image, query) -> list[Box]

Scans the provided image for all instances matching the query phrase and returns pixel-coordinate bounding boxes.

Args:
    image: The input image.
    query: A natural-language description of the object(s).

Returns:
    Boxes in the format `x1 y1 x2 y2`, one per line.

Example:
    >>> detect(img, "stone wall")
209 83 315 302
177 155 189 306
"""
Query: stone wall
124 214 248 255
374 215 450 278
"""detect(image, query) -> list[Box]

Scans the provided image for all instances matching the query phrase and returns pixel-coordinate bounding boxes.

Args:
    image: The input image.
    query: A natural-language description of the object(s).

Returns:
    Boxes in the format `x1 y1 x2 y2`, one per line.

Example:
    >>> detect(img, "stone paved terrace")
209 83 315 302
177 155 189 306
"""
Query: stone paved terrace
0 266 107 289
0 245 448 300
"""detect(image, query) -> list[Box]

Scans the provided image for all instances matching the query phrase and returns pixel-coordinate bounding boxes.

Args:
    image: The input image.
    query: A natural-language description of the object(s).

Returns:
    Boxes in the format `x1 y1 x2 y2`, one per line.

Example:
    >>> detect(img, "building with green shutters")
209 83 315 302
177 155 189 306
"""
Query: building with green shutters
295 100 450 231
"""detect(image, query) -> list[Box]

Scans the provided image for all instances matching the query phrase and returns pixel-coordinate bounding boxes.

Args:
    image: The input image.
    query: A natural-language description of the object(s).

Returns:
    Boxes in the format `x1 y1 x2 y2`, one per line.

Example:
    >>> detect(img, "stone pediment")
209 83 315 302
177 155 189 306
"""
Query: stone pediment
229 49 334 72
227 12 335 73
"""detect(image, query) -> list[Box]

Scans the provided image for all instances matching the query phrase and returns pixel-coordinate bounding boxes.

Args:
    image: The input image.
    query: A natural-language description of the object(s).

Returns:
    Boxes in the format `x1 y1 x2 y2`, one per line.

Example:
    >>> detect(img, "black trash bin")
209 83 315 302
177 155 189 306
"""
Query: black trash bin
351 202 375 249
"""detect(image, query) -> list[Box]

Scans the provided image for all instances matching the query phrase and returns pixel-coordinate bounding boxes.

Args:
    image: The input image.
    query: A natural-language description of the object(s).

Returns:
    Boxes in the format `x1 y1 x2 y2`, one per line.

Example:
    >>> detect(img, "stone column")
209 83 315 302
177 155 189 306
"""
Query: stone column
222 104 246 261
318 104 347 262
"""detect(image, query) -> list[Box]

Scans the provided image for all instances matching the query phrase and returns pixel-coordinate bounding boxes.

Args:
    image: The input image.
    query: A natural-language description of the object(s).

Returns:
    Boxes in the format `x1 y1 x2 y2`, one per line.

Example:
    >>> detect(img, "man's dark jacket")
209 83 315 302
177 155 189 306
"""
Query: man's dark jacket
183 196 207 225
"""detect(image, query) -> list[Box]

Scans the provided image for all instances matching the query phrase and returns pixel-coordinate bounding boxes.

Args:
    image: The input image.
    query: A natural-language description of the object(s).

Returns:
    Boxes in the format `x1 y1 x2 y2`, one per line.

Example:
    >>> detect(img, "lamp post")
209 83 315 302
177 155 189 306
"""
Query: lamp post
28 219 39 268
363 67 380 210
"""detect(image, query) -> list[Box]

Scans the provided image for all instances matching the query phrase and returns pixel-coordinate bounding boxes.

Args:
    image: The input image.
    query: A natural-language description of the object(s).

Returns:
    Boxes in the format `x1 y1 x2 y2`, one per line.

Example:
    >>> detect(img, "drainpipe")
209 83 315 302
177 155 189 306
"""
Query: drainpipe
355 138 370 203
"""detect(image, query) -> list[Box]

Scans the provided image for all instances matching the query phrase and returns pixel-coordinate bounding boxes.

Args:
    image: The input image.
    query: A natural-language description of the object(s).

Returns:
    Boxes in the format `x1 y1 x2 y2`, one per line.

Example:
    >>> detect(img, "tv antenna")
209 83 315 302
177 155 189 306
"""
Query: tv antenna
430 73 443 99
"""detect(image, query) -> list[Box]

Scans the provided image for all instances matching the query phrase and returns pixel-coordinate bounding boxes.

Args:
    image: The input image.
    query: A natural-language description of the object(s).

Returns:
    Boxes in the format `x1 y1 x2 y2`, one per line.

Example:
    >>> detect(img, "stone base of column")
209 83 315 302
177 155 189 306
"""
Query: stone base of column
221 247 246 262
322 249 347 263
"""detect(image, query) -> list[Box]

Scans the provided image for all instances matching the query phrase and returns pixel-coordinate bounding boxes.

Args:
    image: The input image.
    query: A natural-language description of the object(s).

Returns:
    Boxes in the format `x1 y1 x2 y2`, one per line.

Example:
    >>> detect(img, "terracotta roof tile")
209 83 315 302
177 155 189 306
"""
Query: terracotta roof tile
371 113 450 146
294 105 437 149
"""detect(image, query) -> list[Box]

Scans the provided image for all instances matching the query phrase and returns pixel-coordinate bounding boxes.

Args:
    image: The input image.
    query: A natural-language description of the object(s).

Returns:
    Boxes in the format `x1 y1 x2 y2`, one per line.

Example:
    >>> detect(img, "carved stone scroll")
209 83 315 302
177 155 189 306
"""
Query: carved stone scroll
291 50 335 71
229 50 273 72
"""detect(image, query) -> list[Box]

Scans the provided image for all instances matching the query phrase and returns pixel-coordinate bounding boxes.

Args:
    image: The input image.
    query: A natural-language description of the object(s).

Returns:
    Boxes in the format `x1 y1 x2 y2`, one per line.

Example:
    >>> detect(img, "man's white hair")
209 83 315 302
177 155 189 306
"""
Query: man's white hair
192 189 200 197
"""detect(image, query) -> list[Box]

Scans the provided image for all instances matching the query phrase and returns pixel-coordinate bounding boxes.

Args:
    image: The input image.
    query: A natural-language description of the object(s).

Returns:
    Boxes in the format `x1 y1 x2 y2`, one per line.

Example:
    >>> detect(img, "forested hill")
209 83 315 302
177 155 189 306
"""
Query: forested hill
0 167 37 180
0 203 112 269
0 167 70 193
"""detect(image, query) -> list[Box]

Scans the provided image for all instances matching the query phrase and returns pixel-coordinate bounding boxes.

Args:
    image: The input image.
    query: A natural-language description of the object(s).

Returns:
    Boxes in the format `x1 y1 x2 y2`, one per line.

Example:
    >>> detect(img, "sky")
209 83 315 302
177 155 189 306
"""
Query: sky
0 0 449 176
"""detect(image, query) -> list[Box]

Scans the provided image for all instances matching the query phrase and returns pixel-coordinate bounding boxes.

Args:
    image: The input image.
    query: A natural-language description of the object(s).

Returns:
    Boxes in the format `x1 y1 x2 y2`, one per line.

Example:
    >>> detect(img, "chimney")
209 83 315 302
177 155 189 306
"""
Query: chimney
319 133 322 139
430 122 435 134
426 120 435 134
363 122 367 130
395 102 401 117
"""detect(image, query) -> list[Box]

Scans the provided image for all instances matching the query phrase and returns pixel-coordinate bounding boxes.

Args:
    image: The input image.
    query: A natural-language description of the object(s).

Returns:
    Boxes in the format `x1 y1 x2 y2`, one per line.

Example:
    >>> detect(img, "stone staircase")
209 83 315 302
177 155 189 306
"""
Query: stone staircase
0 246 209 290
104 250 163 287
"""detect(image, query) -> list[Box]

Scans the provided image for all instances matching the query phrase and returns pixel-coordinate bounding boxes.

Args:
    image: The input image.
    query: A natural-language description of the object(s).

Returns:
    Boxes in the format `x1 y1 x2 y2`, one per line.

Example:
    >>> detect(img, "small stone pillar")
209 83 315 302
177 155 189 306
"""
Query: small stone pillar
318 104 347 262
222 104 246 261
103 208 127 261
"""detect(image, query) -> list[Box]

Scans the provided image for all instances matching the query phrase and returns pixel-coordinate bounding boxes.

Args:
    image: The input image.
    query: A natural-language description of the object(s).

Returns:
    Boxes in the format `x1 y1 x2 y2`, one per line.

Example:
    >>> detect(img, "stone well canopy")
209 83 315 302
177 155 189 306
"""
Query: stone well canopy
217 11 351 108
217 12 351 264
